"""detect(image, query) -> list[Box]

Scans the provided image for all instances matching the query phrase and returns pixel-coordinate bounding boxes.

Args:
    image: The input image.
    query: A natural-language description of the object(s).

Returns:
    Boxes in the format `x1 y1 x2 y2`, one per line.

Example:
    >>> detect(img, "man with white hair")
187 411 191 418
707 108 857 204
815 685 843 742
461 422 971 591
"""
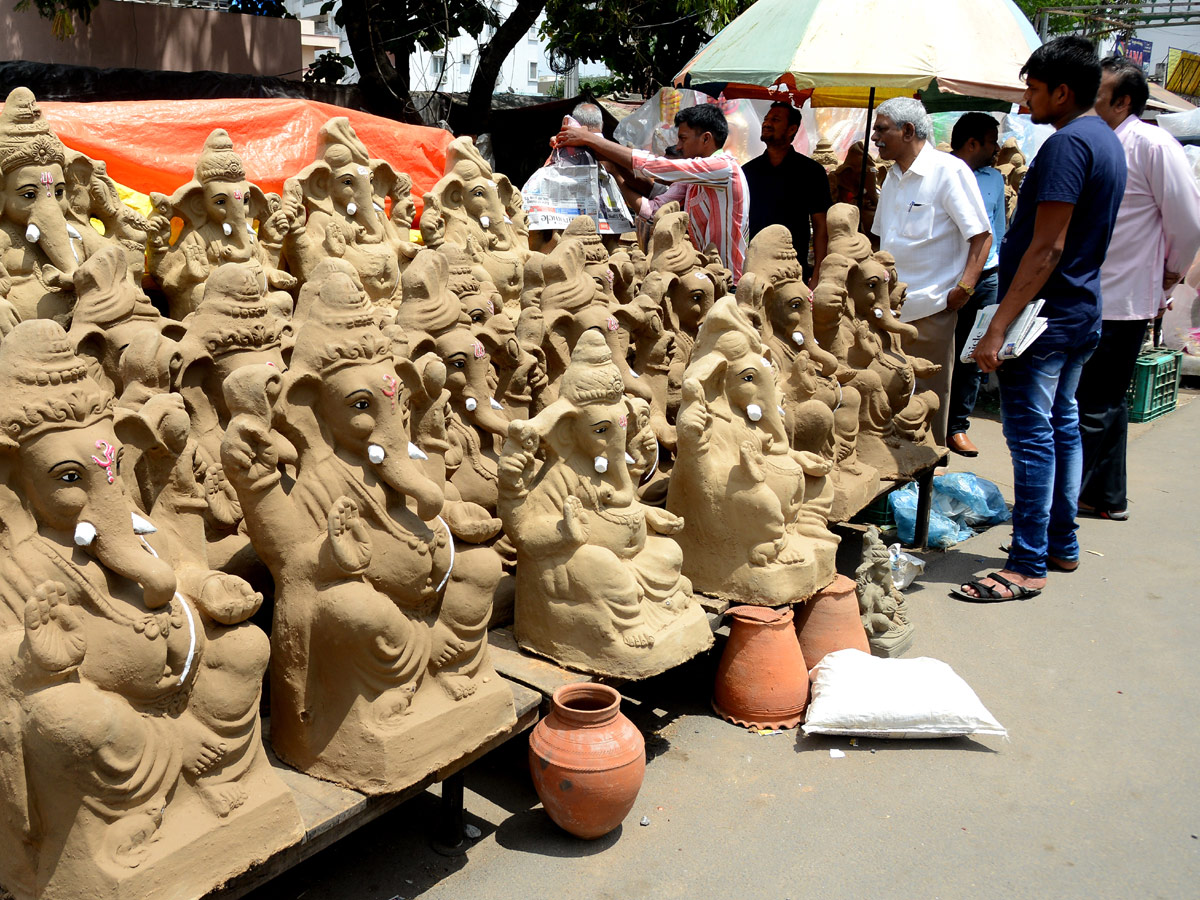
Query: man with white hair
871 96 992 447
571 102 604 134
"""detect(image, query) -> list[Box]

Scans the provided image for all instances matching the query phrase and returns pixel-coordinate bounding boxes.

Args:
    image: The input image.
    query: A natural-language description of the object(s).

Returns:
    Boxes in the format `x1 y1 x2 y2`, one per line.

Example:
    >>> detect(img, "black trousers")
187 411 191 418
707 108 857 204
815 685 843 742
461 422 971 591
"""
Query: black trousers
1075 318 1149 512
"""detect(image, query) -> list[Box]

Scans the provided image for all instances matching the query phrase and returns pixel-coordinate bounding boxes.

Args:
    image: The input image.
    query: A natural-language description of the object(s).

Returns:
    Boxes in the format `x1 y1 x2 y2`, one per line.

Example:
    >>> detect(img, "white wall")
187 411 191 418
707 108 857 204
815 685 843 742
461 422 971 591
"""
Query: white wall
408 1 608 96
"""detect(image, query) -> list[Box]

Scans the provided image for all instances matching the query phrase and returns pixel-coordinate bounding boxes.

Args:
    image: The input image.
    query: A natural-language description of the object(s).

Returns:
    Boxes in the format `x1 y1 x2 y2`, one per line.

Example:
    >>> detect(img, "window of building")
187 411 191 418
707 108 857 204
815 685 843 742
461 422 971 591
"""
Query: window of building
528 61 538 81
528 23 539 42
460 52 471 75
431 55 444 76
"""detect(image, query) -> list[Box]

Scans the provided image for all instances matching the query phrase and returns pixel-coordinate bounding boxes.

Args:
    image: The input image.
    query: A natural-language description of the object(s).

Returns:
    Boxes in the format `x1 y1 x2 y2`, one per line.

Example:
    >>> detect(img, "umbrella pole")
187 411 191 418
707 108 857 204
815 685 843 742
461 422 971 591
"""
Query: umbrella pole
858 87 876 213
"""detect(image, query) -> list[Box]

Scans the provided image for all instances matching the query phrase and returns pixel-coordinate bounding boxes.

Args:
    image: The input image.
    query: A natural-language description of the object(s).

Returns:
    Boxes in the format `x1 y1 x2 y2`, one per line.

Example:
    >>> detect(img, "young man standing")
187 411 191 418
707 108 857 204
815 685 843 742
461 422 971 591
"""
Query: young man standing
742 102 833 284
947 112 1007 458
555 104 749 281
1077 56 1200 521
957 36 1127 602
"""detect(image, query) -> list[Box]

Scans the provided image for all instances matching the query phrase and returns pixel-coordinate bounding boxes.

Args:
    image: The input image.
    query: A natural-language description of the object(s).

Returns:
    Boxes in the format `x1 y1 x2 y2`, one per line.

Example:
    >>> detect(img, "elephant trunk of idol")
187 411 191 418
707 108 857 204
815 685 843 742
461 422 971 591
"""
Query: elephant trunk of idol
25 193 81 281
367 439 445 521
462 392 512 437
875 305 920 343
749 400 791 452
348 184 385 242
74 507 177 610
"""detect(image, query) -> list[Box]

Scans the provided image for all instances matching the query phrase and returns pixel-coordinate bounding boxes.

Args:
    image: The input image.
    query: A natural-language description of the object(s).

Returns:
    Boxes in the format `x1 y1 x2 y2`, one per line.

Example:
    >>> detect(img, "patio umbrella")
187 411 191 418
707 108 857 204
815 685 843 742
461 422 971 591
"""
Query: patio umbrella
674 0 1041 106
674 0 1040 207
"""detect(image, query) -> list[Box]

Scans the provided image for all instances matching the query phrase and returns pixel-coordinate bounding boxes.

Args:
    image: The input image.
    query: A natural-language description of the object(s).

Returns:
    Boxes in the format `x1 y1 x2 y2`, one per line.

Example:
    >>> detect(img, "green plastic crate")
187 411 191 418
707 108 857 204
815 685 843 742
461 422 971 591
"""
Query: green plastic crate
856 493 896 528
1127 348 1182 423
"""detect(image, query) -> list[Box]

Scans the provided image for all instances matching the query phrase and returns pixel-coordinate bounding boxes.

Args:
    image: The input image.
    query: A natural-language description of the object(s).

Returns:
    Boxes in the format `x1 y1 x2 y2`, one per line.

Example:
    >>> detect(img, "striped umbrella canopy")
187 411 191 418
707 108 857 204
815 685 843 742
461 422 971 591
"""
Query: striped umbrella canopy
675 0 1042 108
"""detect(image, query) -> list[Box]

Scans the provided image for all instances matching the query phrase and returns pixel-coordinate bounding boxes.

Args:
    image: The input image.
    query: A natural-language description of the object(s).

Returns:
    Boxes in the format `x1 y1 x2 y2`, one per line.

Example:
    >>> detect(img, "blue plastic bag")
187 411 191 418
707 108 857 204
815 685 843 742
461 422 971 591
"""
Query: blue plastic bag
889 483 972 549
933 473 1011 527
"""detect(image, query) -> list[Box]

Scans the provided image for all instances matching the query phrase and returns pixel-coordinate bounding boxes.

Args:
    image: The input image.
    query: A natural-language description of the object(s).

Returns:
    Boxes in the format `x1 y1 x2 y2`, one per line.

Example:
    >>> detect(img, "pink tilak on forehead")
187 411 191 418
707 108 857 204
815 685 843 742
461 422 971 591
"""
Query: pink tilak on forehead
473 340 486 359
606 316 619 332
233 189 244 200
618 413 627 428
40 171 53 198
91 440 117 484
381 373 398 410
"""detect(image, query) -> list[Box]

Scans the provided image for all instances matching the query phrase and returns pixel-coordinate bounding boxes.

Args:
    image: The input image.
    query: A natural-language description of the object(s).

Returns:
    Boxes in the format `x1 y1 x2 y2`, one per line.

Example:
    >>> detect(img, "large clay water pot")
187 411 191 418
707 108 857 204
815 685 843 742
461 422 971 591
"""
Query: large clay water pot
528 683 646 839
712 605 810 729
795 574 870 680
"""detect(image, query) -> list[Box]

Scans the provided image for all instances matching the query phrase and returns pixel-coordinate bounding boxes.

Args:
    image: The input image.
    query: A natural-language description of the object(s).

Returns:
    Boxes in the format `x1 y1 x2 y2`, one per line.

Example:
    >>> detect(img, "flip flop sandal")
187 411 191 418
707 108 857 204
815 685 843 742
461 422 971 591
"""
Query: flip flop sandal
950 572 1042 603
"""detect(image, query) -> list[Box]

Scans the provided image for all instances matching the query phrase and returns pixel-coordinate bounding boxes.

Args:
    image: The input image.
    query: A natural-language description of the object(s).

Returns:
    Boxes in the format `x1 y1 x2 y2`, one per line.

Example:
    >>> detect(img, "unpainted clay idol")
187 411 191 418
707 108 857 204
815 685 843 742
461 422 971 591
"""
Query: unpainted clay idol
667 297 838 606
219 264 516 793
498 330 712 678
147 128 296 320
0 319 302 900
282 117 415 309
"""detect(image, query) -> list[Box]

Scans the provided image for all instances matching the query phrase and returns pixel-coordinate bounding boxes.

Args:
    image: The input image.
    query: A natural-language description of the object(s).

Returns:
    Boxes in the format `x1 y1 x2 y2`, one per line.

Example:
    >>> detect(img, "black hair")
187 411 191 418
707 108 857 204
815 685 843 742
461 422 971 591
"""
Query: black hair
1019 35 1101 109
769 101 802 131
950 112 999 151
1101 55 1149 117
675 104 729 148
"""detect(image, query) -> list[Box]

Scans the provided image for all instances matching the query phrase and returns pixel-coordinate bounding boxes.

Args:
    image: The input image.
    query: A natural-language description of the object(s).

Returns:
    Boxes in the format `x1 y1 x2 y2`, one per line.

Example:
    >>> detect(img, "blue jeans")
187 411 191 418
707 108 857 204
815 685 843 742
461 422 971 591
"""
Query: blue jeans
948 270 1000 436
996 332 1099 578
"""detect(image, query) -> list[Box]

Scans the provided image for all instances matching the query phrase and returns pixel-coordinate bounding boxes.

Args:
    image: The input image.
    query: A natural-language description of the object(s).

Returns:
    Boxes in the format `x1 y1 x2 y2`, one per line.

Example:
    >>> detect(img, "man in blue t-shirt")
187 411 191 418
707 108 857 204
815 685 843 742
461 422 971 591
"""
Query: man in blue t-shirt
954 36 1126 604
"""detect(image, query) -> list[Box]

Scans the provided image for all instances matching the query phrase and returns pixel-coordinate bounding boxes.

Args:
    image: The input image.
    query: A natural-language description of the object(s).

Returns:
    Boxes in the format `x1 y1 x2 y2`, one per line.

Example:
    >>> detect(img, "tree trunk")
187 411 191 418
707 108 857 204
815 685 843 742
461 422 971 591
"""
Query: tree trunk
341 0 419 123
464 0 549 135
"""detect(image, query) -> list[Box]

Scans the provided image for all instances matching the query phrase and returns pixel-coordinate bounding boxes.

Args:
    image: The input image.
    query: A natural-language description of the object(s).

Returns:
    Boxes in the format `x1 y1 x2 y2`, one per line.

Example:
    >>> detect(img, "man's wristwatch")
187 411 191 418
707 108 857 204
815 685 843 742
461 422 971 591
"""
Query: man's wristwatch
957 280 975 296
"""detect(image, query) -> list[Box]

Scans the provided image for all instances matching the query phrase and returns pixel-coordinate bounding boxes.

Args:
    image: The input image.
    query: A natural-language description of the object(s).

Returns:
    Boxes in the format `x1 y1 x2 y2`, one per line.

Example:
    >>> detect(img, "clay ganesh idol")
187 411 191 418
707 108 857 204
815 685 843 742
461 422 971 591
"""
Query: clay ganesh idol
0 320 301 900
0 88 99 325
147 128 295 321
739 225 879 521
817 203 943 478
667 297 838 606
282 117 416 310
219 270 516 793
498 330 711 678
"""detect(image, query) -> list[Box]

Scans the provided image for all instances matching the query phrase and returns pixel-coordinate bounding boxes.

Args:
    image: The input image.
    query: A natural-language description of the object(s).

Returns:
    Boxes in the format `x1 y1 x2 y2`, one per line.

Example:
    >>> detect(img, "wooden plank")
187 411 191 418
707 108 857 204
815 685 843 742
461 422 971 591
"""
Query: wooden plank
209 677 541 900
487 627 597 697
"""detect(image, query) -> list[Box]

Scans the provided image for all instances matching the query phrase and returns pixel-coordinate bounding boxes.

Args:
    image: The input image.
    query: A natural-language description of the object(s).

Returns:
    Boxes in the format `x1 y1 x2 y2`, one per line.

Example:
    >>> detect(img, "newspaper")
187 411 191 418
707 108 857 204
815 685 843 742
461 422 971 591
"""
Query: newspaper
521 118 635 235
960 299 1048 363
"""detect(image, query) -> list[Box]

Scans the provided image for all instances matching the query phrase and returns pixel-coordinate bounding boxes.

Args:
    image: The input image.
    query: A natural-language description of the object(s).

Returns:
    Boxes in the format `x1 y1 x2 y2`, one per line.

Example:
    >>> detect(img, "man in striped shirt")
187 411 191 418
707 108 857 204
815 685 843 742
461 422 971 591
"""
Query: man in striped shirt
554 104 749 282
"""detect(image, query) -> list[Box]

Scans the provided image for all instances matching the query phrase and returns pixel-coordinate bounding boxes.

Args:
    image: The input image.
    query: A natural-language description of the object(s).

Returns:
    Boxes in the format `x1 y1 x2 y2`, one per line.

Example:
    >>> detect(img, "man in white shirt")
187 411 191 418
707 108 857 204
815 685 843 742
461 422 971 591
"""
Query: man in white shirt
1078 56 1200 520
871 97 992 446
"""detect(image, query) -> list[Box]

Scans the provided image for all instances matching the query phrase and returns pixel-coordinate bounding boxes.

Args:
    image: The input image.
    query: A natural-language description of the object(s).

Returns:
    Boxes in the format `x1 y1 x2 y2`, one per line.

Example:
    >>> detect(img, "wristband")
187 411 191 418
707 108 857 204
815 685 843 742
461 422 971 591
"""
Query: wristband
957 280 975 296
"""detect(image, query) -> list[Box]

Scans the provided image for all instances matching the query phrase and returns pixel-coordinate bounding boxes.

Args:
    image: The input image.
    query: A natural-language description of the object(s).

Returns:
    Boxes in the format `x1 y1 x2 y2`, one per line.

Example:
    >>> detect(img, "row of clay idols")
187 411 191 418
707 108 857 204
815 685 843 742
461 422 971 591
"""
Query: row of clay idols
0 86 535 328
0 83 938 899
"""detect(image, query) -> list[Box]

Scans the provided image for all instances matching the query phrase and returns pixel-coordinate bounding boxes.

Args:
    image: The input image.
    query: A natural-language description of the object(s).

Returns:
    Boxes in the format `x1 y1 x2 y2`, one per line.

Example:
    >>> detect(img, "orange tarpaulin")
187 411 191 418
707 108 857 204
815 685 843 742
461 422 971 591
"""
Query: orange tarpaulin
41 98 454 220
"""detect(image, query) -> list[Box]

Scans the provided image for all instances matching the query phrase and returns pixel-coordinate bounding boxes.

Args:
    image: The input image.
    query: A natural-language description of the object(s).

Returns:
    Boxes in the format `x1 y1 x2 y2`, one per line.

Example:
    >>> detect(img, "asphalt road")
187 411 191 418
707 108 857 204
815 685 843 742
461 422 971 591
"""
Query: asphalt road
248 384 1200 900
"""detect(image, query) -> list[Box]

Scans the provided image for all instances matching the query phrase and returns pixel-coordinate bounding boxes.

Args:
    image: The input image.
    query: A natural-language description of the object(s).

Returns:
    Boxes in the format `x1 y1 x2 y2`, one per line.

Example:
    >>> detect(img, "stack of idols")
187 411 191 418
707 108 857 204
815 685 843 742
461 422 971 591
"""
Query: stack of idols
0 86 941 899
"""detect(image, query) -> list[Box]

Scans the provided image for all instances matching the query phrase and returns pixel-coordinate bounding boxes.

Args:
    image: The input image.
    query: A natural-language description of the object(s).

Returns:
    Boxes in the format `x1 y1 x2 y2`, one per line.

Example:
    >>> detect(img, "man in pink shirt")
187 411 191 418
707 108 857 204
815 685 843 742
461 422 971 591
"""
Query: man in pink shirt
1077 56 1200 520
555 104 749 281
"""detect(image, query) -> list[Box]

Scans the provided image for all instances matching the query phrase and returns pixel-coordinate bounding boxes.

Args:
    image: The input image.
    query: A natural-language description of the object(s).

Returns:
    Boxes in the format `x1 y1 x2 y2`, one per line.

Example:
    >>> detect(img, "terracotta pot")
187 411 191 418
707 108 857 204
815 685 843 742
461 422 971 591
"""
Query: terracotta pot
712 605 809 729
795 574 870 680
528 683 646 839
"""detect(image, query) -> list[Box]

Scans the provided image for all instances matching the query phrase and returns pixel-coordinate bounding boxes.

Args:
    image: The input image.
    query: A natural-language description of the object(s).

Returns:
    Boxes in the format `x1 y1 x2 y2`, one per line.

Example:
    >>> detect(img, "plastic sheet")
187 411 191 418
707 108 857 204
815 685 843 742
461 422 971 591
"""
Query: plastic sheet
41 98 455 221
888 543 925 590
613 87 767 164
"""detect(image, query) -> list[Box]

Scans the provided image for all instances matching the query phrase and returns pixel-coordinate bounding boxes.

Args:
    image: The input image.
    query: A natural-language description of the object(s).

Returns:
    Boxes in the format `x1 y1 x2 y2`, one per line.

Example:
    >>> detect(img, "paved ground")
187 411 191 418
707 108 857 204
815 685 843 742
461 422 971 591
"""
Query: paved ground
250 384 1200 900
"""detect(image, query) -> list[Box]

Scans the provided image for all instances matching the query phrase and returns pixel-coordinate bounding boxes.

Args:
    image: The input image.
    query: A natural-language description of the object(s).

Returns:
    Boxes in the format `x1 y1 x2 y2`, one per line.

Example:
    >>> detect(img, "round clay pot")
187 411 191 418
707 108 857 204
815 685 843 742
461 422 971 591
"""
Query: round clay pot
795 574 870 680
712 605 809 729
528 683 646 839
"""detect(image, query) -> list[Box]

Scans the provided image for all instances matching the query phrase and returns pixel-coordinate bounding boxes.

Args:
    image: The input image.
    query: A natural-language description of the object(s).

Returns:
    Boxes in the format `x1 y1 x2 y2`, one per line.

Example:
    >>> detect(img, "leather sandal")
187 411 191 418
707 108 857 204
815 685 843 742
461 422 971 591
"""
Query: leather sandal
951 572 1042 602
947 432 979 457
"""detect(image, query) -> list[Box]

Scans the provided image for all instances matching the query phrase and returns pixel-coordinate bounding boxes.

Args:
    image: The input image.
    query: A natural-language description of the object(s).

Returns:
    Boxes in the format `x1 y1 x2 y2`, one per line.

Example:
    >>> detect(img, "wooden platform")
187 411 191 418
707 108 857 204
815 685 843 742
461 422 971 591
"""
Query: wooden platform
488 595 730 701
209 678 541 900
